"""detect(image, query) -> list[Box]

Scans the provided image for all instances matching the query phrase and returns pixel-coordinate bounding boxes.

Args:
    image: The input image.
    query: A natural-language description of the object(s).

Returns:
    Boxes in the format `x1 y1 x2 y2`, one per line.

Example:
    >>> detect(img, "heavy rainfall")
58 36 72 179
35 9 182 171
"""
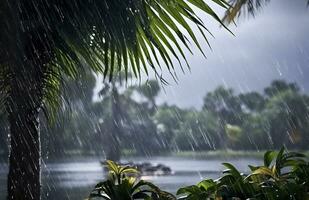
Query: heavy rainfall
0 0 309 199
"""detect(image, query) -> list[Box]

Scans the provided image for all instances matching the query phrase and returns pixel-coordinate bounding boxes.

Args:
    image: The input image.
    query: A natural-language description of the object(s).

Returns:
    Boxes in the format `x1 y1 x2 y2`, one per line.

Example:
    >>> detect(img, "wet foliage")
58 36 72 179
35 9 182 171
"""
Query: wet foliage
1 0 230 113
89 148 308 199
88 160 176 200
177 147 309 200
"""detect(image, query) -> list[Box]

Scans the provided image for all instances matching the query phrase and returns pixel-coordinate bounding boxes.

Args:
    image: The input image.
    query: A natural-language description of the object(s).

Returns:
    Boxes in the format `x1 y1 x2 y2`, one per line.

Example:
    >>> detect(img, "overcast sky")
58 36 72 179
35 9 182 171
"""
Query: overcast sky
151 0 309 109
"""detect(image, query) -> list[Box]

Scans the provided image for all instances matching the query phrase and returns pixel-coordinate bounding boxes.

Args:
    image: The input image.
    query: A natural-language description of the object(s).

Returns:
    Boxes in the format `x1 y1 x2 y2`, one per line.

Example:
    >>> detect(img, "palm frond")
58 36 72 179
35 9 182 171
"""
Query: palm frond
1 0 230 114
47 0 230 78
222 0 270 24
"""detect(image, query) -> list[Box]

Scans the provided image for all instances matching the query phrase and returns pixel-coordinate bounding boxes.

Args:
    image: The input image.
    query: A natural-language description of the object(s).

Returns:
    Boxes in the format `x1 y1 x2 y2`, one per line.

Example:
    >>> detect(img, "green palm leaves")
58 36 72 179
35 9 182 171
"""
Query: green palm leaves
88 160 176 200
0 0 231 111
0 0 234 119
177 148 309 200
3 0 231 79
51 0 231 79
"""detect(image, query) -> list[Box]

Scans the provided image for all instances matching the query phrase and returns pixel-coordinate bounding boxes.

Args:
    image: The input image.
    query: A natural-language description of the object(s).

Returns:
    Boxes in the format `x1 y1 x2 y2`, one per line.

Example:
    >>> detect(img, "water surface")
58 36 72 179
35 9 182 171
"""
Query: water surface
0 156 261 199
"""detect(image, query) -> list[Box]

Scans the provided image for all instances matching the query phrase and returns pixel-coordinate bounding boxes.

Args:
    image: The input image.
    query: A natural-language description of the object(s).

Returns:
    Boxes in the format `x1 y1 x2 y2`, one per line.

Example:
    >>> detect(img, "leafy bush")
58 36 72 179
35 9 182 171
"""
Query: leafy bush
89 148 308 200
87 160 176 200
177 148 309 200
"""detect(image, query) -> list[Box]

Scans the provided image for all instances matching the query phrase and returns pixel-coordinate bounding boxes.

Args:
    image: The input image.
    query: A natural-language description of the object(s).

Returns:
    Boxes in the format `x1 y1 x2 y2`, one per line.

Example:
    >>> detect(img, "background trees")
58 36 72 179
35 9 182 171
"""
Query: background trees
2 79 308 162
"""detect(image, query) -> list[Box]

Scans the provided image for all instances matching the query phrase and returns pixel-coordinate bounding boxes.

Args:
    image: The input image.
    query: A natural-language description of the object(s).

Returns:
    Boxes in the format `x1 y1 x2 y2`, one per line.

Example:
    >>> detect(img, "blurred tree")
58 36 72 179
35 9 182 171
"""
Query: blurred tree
136 80 161 113
171 109 220 151
264 90 309 149
41 70 97 158
200 80 309 150
241 114 271 150
203 86 243 125
65 69 97 110
203 86 243 148
155 104 187 151
98 74 133 161
239 92 265 112
264 80 299 98
125 80 163 155
225 124 242 142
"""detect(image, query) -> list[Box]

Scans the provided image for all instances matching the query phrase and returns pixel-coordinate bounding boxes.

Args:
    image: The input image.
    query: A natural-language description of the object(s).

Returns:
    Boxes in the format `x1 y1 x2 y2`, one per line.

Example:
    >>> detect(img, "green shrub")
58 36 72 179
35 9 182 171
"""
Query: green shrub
177 148 309 200
87 160 176 200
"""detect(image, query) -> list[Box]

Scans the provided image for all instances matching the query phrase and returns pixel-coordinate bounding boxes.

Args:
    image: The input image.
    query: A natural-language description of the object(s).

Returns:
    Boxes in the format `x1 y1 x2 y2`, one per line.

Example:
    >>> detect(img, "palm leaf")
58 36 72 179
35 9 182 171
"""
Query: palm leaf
222 0 308 25
0 0 230 115
264 150 277 167
222 0 270 24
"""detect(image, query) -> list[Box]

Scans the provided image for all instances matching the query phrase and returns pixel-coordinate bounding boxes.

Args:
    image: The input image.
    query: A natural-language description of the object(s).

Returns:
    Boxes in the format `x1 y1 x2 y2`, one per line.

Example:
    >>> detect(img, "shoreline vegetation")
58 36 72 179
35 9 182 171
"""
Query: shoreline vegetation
2 149 308 162
171 150 309 158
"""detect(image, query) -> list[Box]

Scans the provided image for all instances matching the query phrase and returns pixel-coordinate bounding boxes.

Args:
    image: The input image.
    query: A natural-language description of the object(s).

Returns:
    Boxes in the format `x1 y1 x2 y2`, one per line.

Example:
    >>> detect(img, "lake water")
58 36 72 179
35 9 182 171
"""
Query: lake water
0 156 261 199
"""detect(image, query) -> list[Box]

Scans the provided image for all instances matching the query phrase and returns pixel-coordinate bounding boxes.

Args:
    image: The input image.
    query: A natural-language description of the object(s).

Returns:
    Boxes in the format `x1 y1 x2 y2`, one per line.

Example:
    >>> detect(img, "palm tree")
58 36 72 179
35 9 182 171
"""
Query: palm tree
0 0 230 199
98 73 134 161
136 80 161 113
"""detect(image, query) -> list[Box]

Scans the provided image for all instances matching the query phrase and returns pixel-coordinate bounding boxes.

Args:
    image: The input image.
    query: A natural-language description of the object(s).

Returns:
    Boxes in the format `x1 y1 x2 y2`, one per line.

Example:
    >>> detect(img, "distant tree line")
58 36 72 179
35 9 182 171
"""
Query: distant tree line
1 75 309 161
166 80 309 151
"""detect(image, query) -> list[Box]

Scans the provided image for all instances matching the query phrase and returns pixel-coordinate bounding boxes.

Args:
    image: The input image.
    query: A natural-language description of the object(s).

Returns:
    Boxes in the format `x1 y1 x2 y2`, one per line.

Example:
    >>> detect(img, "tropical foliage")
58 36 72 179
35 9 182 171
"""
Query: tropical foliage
177 147 309 200
87 160 176 200
89 149 308 200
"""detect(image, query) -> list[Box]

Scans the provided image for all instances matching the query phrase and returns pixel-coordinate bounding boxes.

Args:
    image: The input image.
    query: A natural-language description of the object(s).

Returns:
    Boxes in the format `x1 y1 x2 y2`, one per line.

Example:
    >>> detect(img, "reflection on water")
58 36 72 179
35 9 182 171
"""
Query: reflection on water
0 156 261 200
